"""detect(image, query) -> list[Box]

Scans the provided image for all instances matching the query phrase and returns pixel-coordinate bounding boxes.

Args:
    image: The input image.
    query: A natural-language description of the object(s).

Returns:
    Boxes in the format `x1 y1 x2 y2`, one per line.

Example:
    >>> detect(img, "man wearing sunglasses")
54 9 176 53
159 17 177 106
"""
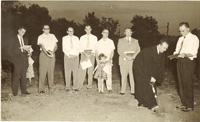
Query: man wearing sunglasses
37 24 58 94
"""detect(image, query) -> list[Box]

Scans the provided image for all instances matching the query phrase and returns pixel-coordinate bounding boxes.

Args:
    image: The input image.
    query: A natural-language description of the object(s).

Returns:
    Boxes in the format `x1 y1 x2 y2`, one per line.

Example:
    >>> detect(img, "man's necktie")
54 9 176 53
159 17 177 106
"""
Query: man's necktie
128 37 131 45
178 37 185 54
70 36 73 49
87 35 90 48
20 37 24 52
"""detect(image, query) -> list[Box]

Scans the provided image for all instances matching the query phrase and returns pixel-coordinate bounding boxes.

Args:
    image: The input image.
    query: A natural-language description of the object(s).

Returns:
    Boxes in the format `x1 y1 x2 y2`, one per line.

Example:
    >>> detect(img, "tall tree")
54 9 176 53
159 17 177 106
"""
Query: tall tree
100 17 119 37
1 1 23 61
24 4 52 51
130 15 160 49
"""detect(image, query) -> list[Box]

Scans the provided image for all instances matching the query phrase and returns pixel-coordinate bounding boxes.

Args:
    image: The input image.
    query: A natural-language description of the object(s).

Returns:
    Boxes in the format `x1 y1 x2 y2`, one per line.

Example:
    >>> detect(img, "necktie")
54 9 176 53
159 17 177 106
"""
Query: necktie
128 37 131 45
20 37 24 52
87 35 90 48
178 37 185 54
70 36 73 49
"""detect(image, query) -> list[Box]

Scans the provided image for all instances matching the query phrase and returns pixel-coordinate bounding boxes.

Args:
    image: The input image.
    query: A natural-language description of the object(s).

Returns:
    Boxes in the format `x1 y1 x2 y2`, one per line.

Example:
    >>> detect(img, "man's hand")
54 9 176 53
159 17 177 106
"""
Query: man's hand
27 52 32 57
150 77 156 83
178 53 185 58
125 55 134 61
83 52 92 60
69 55 77 59
47 50 54 58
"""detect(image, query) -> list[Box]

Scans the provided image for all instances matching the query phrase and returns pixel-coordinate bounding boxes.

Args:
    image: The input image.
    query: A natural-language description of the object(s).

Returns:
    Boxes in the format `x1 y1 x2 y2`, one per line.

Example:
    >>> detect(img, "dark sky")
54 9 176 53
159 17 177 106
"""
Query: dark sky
23 1 200 36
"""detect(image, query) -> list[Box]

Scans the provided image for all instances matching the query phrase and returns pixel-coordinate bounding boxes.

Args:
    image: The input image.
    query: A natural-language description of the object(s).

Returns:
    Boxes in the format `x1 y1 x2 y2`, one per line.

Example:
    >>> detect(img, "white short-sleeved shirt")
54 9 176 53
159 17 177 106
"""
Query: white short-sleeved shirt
62 35 80 56
174 32 199 60
95 38 115 60
37 33 58 51
80 34 98 53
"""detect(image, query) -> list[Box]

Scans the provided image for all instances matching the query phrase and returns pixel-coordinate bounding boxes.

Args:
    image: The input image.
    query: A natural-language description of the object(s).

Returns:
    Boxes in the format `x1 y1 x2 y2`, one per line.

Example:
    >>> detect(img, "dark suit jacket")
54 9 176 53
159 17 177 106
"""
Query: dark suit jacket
8 35 29 65
133 45 165 84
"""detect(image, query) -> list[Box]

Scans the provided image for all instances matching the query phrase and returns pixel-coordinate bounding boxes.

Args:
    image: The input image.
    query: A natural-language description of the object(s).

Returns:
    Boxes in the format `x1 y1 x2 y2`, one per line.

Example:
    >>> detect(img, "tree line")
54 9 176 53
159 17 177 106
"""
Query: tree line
1 1 200 76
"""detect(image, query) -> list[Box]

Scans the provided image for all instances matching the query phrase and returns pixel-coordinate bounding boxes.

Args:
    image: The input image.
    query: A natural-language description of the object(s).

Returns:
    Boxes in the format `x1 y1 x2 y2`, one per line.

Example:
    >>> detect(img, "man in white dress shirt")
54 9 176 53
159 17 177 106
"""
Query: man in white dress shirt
62 27 80 91
37 25 58 93
95 29 115 93
78 25 98 89
174 22 199 112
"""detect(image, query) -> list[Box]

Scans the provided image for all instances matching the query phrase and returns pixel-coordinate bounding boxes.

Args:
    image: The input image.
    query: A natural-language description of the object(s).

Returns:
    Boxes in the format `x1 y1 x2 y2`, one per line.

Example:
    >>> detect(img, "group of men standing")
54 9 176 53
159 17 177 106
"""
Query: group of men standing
9 22 199 112
61 25 115 92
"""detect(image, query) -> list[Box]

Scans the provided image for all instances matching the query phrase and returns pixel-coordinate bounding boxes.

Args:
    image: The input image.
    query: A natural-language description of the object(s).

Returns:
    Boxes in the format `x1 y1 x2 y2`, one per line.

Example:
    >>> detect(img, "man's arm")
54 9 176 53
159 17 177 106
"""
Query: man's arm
117 39 126 57
52 43 58 54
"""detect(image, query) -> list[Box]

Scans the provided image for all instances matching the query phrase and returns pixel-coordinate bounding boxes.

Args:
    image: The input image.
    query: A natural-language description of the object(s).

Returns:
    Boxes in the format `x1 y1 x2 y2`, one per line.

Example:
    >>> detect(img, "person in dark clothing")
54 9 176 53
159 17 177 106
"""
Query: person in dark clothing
8 26 31 96
133 39 169 111
173 22 199 112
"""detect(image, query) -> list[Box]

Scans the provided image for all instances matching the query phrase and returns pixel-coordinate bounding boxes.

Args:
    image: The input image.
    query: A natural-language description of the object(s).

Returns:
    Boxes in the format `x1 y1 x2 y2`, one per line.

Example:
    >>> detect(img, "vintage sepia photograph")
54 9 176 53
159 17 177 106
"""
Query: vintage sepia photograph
1 0 200 121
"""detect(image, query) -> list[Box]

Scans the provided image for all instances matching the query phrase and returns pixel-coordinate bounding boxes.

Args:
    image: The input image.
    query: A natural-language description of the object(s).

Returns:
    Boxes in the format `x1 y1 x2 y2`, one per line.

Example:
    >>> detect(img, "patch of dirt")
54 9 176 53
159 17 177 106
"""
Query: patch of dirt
1 62 200 122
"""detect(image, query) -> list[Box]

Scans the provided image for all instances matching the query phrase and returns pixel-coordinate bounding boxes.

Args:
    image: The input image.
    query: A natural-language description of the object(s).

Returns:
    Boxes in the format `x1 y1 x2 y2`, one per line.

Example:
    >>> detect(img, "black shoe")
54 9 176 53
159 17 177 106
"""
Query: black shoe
13 94 17 96
176 105 186 109
120 93 125 95
39 91 45 94
138 103 143 107
65 89 70 92
73 89 79 92
181 107 194 112
131 93 135 96
23 92 31 95
108 90 112 93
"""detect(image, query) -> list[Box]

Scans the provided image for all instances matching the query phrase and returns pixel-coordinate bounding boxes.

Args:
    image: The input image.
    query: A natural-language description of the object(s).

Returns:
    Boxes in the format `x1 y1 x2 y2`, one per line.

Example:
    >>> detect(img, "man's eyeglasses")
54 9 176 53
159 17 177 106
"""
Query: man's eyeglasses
103 31 109 34
68 31 74 32
43 28 50 30
179 30 185 33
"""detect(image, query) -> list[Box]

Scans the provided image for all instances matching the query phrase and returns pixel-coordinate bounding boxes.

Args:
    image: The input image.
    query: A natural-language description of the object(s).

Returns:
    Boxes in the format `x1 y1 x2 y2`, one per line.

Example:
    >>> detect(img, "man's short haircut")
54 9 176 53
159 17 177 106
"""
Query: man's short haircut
43 24 50 28
159 38 169 45
124 27 132 32
68 27 74 30
179 22 190 28
18 26 26 31
85 25 91 29
102 29 109 33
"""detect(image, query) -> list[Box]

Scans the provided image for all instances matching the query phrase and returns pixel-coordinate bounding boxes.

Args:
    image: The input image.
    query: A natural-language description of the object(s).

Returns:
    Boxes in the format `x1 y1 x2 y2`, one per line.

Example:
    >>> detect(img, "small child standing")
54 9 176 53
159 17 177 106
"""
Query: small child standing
26 56 34 85
26 47 34 85
94 53 108 93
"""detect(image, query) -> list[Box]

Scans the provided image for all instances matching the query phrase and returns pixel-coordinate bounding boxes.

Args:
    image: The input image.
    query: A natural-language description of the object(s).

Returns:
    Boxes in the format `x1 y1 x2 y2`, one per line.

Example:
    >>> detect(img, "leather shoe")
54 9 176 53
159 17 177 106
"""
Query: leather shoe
108 90 112 93
181 107 193 112
73 89 79 91
39 91 45 94
65 89 70 92
176 105 186 109
23 92 31 95
131 93 135 96
120 93 125 95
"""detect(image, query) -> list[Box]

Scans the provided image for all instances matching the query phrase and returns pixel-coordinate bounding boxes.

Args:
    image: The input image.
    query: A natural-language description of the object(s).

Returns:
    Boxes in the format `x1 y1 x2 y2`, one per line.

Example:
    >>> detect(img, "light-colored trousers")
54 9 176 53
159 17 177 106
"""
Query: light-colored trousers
78 54 95 89
39 51 55 92
64 55 79 90
120 63 134 94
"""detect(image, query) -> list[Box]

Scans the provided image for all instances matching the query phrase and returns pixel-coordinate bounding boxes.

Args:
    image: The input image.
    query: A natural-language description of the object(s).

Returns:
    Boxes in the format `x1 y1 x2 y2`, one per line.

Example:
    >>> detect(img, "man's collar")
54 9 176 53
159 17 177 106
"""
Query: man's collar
184 32 191 38
156 45 159 54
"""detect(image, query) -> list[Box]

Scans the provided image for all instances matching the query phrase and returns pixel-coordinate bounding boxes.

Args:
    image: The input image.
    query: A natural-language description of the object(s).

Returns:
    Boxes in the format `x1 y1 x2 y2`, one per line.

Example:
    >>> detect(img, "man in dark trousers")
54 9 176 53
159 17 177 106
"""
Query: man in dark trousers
173 22 199 112
133 39 169 111
8 26 31 96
